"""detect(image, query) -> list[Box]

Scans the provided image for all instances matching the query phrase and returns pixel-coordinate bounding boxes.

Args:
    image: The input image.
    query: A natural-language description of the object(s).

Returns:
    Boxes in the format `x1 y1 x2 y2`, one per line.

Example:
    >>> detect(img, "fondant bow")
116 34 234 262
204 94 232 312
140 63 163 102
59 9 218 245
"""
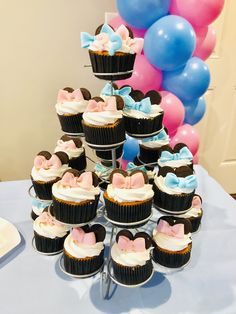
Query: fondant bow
157 220 185 239
160 147 193 163
94 163 111 177
85 97 117 112
118 235 146 252
71 227 96 245
101 83 131 97
57 89 84 103
165 173 197 190
192 195 202 209
125 97 152 114
32 199 50 209
112 172 145 189
116 25 144 54
126 162 147 173
61 172 93 190
142 130 168 143
38 212 60 226
34 155 62 170
56 140 77 151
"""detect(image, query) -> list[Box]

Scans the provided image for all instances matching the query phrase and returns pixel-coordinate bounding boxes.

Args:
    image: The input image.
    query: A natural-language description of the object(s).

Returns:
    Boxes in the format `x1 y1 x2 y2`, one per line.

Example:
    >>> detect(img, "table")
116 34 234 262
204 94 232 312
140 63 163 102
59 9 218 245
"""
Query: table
0 166 236 314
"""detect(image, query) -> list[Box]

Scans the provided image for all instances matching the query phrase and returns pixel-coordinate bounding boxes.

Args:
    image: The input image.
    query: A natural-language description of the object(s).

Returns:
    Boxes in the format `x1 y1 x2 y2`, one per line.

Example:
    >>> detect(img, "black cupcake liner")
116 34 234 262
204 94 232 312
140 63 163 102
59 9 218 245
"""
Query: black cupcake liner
68 150 87 171
64 249 104 275
95 144 123 161
31 177 58 200
82 119 125 146
188 213 203 233
139 145 163 164
104 192 152 223
34 231 67 253
153 183 195 213
123 113 164 137
89 50 136 81
152 244 191 268
57 113 84 134
112 259 153 285
31 210 38 221
52 194 100 224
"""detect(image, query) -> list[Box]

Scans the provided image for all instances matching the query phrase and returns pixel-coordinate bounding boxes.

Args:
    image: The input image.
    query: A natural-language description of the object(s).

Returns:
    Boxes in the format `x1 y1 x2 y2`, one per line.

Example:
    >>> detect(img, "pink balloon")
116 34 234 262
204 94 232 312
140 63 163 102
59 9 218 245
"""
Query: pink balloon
193 152 199 164
159 91 185 136
117 54 163 93
170 124 200 155
121 159 129 170
109 15 146 38
193 26 216 60
170 0 225 27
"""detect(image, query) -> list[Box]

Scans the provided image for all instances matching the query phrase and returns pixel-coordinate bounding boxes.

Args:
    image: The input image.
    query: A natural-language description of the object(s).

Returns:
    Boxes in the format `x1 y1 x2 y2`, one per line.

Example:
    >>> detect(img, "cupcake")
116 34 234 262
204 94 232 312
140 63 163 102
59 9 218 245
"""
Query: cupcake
63 224 106 275
54 135 87 171
52 170 100 224
152 216 192 268
56 87 91 134
82 96 126 146
158 143 193 170
177 194 203 233
139 129 170 165
31 200 51 220
126 162 155 184
100 82 133 107
95 144 123 161
31 151 70 200
94 160 120 190
153 166 197 213
104 169 154 224
81 24 143 80
111 230 153 285
33 211 70 254
123 90 164 138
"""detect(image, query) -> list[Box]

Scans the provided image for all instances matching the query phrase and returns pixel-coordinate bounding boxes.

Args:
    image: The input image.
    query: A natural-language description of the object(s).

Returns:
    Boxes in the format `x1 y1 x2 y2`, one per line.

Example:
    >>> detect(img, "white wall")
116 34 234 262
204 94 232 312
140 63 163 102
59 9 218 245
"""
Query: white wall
0 0 116 181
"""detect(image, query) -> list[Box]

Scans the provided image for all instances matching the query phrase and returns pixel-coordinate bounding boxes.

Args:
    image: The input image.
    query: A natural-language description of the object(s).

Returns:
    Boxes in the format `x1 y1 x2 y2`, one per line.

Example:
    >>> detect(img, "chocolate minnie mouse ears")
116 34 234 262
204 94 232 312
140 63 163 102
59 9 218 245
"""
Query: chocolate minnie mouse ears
54 152 69 165
130 90 144 102
37 151 52 159
60 135 83 148
78 224 106 242
157 216 192 234
145 90 162 105
116 230 152 249
92 95 124 110
63 87 91 100
109 169 149 184
95 23 134 38
62 169 100 187
158 166 194 178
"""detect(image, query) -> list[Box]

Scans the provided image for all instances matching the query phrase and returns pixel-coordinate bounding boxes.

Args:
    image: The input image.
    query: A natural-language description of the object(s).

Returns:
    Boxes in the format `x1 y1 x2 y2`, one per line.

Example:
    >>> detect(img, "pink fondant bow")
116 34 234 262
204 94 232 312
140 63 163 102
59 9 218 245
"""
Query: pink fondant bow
56 139 77 150
57 89 84 103
61 171 93 190
85 97 117 112
118 235 146 252
112 172 145 189
192 195 202 209
38 212 61 226
71 227 96 245
157 220 185 239
115 25 144 54
34 155 62 170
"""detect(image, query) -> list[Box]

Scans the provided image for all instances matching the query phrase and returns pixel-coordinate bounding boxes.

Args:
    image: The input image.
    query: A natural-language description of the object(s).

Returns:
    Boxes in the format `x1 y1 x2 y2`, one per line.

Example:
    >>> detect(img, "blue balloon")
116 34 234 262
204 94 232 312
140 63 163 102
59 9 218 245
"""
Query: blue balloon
144 15 196 71
116 0 171 29
162 57 210 101
123 136 139 161
184 97 206 125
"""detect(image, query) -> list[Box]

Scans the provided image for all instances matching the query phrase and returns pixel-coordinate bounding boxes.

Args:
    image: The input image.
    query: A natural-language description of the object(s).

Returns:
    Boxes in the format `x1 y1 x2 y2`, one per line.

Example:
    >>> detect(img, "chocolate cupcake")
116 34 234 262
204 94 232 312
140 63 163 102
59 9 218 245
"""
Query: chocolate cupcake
103 169 154 224
152 216 192 268
81 24 143 80
31 151 70 200
111 230 153 285
122 90 164 138
56 87 91 134
52 170 100 224
54 135 87 171
63 224 106 275
82 96 125 147
153 166 197 213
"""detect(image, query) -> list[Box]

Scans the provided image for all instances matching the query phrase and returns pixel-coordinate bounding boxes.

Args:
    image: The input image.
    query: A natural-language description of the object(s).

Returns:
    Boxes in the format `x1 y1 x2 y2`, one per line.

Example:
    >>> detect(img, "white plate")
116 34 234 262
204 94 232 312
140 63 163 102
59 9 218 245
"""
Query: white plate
0 217 21 258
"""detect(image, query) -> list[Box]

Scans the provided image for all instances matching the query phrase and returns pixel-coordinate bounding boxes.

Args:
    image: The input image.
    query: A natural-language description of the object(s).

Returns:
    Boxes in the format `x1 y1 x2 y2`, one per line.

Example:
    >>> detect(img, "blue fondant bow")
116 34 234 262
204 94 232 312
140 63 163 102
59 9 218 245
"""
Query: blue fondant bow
101 83 132 97
160 147 193 163
142 130 168 143
32 199 50 209
94 163 111 177
165 173 197 190
126 162 147 173
125 97 152 114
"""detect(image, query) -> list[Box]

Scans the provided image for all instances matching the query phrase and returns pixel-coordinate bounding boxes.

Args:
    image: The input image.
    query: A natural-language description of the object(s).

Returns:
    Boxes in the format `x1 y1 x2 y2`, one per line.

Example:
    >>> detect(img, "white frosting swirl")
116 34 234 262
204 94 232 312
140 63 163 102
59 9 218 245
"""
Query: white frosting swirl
82 110 123 126
154 175 195 195
111 242 151 266
54 143 84 159
55 100 88 115
31 164 70 182
158 159 192 168
107 184 154 203
52 181 100 202
33 216 70 239
178 207 202 219
153 229 192 252
141 138 170 149
64 233 104 258
123 105 163 119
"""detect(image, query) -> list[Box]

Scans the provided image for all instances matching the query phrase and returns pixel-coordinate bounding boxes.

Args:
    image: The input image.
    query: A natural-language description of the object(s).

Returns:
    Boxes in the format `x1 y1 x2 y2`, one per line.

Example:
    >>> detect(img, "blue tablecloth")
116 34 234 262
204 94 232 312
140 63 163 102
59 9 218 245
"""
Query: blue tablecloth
0 166 236 314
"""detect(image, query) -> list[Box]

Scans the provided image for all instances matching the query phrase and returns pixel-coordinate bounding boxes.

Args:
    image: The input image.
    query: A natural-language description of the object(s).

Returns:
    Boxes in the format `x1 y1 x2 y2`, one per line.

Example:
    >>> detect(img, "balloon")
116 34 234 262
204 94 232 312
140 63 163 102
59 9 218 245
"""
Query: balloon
193 152 199 164
184 97 206 125
117 54 162 93
123 135 140 161
159 91 185 136
116 0 171 29
193 26 216 60
170 0 225 27
144 15 196 71
162 57 210 101
170 124 200 156
121 159 129 170
109 15 146 38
